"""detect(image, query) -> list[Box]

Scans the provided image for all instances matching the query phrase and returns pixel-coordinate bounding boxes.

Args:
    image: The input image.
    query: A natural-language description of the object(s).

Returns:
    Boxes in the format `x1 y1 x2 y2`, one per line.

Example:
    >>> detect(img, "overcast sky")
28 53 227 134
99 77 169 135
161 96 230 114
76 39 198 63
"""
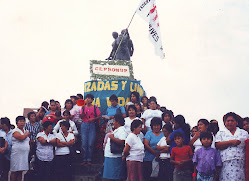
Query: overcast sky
0 0 249 127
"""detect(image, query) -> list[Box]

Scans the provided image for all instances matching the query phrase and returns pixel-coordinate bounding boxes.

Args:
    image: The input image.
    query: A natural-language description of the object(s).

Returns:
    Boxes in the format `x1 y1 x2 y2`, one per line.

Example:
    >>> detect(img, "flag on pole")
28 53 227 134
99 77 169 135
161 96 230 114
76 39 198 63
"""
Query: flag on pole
136 0 165 59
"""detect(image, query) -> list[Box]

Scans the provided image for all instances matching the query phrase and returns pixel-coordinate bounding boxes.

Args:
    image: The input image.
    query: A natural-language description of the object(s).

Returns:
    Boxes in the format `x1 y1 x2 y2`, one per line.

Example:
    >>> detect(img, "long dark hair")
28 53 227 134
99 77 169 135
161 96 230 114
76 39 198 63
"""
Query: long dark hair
198 119 211 132
173 115 190 139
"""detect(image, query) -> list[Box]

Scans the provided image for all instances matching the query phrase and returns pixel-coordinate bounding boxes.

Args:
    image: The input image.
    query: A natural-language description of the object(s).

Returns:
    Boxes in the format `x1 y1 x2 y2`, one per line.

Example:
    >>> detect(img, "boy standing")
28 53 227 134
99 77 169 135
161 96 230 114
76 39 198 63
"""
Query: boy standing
170 132 193 181
192 131 222 181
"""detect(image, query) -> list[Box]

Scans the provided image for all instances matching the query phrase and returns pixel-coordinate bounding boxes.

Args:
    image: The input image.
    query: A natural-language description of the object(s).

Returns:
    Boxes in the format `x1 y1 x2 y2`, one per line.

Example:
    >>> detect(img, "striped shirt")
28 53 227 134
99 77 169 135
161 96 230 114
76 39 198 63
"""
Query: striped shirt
24 122 41 141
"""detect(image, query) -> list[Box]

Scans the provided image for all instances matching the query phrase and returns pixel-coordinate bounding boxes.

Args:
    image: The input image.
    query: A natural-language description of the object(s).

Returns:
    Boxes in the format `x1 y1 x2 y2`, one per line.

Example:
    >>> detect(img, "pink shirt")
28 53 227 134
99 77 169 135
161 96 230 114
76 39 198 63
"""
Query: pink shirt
80 105 101 123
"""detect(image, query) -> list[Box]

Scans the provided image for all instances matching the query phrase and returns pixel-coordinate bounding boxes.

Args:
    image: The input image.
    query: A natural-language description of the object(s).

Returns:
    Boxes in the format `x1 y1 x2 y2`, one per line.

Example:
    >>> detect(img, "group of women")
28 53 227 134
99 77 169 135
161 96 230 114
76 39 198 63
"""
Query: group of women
101 93 249 181
1 91 249 181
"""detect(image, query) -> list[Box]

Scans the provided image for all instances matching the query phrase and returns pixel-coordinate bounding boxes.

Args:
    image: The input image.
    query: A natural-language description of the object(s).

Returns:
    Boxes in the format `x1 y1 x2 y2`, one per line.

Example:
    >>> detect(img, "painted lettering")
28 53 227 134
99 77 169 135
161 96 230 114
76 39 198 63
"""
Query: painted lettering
118 97 125 106
93 97 100 107
104 81 111 90
130 82 137 92
111 81 118 90
97 81 104 91
121 81 127 90
90 81 97 91
139 0 151 11
84 82 91 92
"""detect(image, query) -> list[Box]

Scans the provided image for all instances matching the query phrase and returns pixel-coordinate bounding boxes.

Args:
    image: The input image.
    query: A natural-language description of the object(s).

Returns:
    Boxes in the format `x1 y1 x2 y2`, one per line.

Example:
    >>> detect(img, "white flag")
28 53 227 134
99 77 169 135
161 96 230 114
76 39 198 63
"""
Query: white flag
136 0 165 59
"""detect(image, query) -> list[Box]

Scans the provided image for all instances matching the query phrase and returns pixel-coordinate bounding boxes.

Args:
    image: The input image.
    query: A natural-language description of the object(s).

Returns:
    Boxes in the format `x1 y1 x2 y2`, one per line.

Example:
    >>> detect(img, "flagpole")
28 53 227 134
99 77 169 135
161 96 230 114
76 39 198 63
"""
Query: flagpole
113 11 137 60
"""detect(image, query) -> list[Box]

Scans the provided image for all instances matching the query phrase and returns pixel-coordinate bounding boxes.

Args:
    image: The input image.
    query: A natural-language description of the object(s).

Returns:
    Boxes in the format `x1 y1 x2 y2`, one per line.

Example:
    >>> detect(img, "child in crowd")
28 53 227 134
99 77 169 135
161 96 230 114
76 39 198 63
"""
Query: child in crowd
243 117 249 134
191 126 198 138
156 123 173 181
170 132 193 181
162 110 173 127
192 131 222 181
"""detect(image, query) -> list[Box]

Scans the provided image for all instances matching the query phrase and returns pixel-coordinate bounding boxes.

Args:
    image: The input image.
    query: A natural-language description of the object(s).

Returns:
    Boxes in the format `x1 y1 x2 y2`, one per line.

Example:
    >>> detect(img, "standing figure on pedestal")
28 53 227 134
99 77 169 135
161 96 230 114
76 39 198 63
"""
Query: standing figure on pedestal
106 29 134 61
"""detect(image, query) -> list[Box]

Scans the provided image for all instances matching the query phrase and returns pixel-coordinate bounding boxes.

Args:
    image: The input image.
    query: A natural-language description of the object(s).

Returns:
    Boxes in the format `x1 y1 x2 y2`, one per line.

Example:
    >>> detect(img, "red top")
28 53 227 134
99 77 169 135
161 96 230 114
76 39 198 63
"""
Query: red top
171 145 193 169
42 112 57 123
80 105 101 123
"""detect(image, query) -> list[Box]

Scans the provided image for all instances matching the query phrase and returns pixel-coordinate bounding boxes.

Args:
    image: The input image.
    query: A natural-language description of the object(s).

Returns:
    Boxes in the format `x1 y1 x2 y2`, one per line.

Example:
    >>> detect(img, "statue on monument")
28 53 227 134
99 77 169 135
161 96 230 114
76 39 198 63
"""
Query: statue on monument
106 29 134 61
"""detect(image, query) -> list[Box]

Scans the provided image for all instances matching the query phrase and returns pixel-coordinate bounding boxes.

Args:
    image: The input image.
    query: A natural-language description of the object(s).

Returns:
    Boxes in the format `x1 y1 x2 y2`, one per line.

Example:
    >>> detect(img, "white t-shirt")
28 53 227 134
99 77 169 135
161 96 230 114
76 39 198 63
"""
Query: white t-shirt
104 126 128 158
157 136 170 159
55 132 74 155
141 109 162 131
124 117 144 142
124 117 140 134
0 130 6 139
126 102 143 106
125 133 144 162
193 136 216 152
53 119 78 136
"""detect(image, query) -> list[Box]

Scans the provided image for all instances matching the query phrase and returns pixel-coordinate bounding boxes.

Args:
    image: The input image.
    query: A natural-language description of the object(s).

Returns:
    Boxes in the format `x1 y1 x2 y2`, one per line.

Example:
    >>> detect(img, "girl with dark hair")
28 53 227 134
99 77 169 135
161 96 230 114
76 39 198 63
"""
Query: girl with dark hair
166 115 190 152
191 126 198 138
134 102 143 118
141 96 149 110
80 94 101 165
103 113 128 180
162 110 173 127
63 99 74 118
126 91 140 110
123 119 144 181
242 117 249 133
210 119 220 136
156 123 173 181
189 119 215 152
42 101 60 126
53 110 78 136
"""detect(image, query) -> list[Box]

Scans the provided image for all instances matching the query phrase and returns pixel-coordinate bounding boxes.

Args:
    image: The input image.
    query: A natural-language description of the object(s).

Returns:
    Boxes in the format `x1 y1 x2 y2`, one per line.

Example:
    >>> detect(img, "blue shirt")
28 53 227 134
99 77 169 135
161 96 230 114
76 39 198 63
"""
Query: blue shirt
169 128 190 152
144 131 164 161
106 104 125 117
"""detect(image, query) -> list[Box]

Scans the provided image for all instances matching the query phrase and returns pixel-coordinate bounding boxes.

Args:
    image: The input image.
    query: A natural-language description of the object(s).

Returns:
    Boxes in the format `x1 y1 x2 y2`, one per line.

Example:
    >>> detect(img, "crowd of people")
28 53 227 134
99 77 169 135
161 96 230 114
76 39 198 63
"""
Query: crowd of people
0 91 249 181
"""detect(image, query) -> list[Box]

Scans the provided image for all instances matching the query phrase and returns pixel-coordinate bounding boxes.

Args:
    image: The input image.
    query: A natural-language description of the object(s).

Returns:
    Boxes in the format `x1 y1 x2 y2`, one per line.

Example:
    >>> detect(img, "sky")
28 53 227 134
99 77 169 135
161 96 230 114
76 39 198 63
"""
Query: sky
0 0 249 128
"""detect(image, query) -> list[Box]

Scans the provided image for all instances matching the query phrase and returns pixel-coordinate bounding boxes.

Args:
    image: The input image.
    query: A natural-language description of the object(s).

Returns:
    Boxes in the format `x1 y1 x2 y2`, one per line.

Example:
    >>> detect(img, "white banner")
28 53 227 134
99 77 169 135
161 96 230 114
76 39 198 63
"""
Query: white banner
136 0 165 59
92 64 130 76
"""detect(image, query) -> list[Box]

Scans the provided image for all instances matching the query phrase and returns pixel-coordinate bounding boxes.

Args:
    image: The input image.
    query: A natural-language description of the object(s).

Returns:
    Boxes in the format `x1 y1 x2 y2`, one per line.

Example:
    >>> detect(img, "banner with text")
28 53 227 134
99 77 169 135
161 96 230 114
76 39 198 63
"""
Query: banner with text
136 0 165 59
84 79 146 114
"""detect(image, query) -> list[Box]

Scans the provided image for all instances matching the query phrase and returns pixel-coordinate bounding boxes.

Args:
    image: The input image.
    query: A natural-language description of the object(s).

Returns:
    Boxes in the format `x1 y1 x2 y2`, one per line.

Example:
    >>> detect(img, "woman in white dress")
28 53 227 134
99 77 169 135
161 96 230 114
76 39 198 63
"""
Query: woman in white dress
215 112 248 181
10 116 30 181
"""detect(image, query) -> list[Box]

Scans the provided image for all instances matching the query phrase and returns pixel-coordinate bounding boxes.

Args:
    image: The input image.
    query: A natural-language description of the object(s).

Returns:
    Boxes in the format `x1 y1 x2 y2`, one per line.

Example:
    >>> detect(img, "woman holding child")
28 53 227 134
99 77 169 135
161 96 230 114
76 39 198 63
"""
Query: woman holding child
215 112 248 181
